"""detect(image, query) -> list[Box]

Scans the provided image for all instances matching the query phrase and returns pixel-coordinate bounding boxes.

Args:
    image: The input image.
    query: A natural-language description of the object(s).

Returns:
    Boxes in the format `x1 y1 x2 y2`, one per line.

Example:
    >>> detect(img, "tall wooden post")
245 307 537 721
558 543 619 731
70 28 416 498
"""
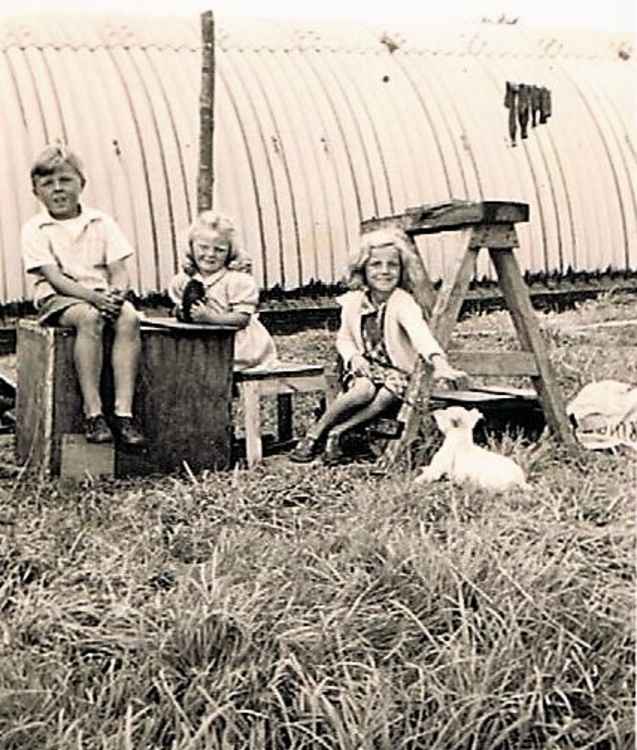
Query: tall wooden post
197 11 215 213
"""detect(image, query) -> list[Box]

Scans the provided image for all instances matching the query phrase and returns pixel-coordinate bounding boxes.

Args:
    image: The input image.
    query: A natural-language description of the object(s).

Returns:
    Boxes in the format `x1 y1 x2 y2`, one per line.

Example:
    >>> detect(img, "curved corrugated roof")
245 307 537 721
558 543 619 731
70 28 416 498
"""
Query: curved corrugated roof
0 12 634 302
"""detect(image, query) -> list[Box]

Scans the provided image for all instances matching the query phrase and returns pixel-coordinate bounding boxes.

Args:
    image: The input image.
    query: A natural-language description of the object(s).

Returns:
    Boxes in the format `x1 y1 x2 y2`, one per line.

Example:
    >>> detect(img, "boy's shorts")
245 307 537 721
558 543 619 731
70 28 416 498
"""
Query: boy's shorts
36 294 90 326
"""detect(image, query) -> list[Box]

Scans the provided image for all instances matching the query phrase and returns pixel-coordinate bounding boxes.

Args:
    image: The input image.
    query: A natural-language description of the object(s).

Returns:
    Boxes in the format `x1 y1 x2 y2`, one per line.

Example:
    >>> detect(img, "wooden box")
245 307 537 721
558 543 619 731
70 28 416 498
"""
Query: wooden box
15 318 236 477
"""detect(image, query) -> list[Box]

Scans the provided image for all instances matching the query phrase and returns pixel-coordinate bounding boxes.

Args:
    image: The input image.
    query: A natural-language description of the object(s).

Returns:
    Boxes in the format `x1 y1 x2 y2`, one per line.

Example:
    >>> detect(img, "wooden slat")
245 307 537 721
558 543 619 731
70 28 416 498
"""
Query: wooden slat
141 317 237 332
362 201 530 235
448 350 539 376
235 362 325 382
254 375 328 396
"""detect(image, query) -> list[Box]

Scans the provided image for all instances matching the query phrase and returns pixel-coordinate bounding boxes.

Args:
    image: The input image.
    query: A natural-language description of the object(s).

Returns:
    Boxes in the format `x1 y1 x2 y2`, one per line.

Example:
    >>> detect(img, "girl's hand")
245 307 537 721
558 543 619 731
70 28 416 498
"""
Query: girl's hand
432 357 470 389
349 354 372 379
189 301 211 324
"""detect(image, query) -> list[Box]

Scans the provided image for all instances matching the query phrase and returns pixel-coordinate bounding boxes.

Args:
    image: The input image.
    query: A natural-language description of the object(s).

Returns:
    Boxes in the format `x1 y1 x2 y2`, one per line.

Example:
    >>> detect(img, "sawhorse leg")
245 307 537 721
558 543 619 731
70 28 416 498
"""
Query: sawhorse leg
489 248 574 443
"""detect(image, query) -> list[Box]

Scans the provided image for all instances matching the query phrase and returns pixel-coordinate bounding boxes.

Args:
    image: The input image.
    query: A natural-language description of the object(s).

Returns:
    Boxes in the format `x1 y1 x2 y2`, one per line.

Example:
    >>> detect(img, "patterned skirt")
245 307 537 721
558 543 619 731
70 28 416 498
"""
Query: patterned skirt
343 356 410 399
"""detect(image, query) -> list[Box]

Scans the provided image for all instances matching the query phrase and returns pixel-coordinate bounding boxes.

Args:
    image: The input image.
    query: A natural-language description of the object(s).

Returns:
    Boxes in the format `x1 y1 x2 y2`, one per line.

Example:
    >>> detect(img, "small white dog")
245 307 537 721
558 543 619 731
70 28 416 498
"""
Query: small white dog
414 406 529 492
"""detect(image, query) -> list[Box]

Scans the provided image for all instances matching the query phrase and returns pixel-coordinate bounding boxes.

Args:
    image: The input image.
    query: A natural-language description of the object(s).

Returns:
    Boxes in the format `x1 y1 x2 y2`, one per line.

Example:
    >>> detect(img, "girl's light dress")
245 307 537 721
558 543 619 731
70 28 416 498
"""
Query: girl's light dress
169 268 278 371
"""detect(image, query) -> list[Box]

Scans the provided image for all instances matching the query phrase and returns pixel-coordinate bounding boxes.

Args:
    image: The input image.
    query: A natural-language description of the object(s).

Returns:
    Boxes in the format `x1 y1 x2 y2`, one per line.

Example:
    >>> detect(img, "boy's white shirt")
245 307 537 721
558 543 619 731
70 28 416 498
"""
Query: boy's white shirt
21 205 134 304
336 288 444 372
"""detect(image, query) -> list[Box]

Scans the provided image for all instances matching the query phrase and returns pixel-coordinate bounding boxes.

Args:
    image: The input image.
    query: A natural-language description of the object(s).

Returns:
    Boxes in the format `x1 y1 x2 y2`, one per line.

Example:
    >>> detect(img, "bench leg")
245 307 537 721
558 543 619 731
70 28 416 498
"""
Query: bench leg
277 393 293 443
240 381 263 468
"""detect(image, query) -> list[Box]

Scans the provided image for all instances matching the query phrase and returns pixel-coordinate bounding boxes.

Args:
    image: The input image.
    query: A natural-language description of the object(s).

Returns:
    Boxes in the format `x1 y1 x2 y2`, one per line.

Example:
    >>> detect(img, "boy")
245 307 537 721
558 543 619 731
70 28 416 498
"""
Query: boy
21 144 145 446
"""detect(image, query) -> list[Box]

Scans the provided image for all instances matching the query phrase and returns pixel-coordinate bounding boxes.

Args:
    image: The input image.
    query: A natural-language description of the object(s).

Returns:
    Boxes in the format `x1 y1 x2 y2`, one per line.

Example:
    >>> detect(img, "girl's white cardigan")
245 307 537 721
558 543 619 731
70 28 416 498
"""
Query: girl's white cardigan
336 288 444 373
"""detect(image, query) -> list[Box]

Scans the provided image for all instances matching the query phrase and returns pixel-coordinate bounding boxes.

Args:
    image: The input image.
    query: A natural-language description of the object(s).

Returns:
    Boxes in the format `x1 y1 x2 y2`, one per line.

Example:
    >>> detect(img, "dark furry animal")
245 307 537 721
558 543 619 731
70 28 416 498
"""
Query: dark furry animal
179 279 206 322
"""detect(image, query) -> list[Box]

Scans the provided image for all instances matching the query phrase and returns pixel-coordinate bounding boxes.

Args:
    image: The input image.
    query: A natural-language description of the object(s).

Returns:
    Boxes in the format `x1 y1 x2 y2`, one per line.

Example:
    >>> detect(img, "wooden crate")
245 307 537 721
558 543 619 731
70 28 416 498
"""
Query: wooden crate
15 318 236 477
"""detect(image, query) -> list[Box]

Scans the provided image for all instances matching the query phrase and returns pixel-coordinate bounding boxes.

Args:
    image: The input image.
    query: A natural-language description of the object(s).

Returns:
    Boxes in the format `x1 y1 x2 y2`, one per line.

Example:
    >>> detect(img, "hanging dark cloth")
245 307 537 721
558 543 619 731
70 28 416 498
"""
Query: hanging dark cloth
531 85 542 127
518 84 531 139
504 81 519 146
540 87 552 123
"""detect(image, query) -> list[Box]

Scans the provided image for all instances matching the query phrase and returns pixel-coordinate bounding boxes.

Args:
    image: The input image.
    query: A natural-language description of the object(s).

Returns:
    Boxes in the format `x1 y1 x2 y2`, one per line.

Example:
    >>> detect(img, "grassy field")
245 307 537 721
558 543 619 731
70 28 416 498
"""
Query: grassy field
0 293 635 749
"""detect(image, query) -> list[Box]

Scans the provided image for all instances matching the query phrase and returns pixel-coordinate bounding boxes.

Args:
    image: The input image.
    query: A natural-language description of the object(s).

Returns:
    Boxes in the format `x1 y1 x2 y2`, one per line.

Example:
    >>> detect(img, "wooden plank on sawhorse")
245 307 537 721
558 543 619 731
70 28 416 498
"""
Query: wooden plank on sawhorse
361 200 575 468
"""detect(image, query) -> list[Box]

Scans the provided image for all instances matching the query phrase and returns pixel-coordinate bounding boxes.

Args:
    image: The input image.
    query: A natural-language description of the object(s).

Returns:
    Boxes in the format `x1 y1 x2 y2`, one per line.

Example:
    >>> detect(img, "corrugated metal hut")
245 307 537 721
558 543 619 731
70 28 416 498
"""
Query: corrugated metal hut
0 12 634 303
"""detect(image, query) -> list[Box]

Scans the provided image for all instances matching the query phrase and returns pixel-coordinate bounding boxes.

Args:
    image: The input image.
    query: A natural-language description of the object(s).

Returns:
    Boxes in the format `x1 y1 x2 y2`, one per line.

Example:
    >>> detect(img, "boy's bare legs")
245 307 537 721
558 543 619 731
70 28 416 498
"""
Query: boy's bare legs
110 302 145 446
58 303 105 417
111 302 140 416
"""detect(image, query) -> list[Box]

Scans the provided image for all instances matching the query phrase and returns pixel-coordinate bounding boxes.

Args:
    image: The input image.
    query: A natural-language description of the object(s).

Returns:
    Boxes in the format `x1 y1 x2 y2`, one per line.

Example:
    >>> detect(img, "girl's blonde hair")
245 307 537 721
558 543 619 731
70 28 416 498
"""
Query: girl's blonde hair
183 211 252 275
346 227 424 294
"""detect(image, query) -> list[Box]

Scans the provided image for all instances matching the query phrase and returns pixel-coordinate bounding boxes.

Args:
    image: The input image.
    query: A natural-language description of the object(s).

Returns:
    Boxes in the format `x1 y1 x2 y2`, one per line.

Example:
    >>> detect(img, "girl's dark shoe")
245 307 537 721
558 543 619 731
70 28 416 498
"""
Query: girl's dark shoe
85 414 113 444
323 433 345 465
113 416 146 447
289 435 321 463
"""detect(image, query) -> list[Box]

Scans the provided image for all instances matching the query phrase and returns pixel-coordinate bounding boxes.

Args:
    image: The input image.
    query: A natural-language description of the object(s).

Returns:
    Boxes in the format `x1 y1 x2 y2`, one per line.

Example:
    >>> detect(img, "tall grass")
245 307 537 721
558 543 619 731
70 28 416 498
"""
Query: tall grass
0 294 635 749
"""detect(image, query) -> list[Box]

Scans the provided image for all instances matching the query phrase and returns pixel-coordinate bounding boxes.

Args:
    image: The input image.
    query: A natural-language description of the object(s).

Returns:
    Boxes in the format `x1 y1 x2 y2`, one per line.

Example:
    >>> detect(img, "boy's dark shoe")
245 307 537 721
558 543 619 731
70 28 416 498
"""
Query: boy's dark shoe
113 416 146 447
85 415 113 444
289 435 321 463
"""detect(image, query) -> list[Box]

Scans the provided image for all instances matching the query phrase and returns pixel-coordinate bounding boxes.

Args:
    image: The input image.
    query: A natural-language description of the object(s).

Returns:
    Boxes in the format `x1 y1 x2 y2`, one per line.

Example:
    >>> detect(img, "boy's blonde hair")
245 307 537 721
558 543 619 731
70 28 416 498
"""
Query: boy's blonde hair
184 211 252 275
30 144 86 188
346 227 423 294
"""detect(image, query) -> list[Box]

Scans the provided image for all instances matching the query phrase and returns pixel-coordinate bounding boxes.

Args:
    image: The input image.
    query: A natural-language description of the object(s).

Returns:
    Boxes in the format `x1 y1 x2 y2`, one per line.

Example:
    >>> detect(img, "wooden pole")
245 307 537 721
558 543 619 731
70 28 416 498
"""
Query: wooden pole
197 10 215 213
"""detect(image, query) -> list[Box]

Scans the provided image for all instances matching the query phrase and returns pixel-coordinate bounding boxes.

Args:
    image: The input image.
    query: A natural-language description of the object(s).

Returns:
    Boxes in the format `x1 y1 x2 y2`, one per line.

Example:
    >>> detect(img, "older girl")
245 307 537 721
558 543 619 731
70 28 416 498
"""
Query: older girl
168 212 277 370
290 227 467 463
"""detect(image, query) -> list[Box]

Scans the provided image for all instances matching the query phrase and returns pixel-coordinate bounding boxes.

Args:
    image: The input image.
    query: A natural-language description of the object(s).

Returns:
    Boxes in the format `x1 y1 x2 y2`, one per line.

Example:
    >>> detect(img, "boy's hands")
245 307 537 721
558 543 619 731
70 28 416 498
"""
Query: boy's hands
92 288 127 322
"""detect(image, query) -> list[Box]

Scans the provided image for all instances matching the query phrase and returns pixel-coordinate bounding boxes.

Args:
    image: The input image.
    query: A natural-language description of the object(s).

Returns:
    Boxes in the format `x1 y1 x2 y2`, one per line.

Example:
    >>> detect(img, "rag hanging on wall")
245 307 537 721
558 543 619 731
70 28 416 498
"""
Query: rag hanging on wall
504 82 552 146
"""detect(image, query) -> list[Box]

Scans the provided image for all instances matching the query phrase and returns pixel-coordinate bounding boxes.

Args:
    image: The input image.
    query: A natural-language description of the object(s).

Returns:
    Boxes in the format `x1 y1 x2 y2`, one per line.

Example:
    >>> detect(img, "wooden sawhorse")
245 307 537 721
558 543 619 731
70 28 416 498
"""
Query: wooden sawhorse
361 200 575 465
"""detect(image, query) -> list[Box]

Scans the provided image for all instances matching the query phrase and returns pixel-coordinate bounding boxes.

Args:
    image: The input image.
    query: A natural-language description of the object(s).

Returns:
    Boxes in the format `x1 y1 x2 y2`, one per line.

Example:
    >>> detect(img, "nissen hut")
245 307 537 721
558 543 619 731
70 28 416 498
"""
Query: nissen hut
0 13 634 303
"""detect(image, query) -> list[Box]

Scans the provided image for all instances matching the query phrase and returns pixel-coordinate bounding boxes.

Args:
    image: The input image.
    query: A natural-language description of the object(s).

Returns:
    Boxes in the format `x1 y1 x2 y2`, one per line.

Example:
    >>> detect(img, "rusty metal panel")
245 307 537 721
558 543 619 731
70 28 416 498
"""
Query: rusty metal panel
0 13 634 306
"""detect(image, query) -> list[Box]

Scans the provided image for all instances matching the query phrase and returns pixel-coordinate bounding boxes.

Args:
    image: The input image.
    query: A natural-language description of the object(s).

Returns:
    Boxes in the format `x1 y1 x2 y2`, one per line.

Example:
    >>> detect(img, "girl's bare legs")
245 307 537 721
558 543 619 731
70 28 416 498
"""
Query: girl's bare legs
111 302 141 416
58 303 105 417
306 378 377 442
329 386 399 438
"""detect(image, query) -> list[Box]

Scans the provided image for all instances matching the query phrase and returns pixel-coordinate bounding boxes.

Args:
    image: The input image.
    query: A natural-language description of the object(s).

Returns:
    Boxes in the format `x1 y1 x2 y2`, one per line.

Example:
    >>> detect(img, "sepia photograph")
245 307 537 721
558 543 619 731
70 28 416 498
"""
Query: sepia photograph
0 0 634 747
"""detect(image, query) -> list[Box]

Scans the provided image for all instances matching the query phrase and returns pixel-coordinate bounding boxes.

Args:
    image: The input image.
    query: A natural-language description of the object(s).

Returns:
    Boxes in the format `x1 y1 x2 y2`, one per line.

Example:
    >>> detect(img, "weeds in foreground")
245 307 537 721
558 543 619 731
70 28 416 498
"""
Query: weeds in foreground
0 296 635 749
0 450 633 749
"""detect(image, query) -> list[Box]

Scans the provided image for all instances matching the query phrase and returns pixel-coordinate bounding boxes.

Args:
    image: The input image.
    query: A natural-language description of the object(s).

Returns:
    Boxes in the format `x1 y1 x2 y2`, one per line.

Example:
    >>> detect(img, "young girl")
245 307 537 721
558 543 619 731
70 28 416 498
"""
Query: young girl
290 227 468 464
168 212 278 371
21 144 145 446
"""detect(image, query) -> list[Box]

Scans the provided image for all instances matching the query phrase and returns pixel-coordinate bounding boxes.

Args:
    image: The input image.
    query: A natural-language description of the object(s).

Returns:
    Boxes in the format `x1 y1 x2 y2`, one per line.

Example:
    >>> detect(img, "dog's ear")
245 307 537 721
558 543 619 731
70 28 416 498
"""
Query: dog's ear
468 408 483 428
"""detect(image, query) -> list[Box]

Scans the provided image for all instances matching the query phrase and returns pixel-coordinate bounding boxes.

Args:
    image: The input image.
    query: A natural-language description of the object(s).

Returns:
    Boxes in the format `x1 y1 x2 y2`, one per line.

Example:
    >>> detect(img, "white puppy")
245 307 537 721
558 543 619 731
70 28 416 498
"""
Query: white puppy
414 406 529 492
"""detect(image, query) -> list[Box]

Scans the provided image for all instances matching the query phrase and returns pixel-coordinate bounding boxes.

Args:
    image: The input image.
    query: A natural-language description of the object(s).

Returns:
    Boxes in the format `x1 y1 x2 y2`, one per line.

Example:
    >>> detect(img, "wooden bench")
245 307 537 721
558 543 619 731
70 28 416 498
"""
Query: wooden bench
234 361 333 467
